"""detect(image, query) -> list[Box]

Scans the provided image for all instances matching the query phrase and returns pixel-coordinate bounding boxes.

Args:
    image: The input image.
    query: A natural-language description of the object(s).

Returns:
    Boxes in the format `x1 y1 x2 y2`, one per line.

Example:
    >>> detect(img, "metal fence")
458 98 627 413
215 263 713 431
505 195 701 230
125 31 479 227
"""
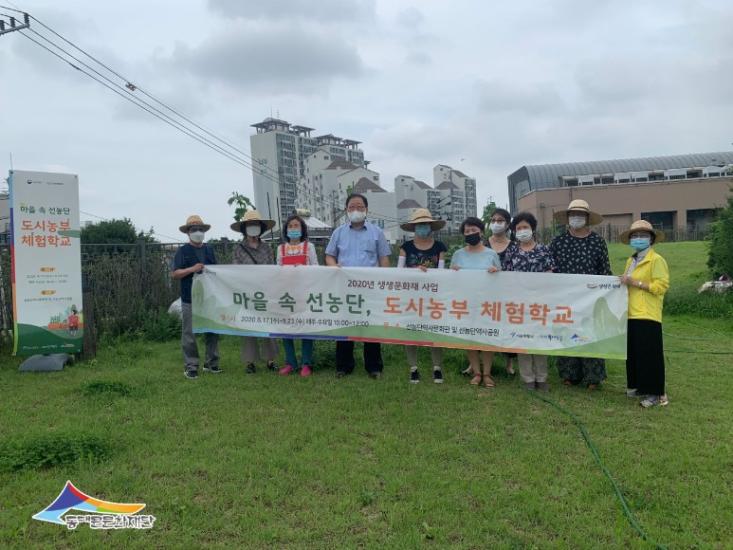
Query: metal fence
0 226 711 339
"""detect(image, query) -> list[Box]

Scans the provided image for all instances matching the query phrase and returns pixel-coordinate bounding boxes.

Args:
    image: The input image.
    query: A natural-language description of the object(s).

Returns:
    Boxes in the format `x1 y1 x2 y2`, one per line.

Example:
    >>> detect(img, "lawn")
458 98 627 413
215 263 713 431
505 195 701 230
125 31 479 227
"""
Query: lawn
1 241 732 548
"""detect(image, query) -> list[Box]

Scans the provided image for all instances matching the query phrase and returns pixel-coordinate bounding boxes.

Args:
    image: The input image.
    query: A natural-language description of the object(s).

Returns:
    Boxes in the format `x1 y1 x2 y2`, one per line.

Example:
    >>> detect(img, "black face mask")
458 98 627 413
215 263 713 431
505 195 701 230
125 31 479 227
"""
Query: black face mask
464 233 482 246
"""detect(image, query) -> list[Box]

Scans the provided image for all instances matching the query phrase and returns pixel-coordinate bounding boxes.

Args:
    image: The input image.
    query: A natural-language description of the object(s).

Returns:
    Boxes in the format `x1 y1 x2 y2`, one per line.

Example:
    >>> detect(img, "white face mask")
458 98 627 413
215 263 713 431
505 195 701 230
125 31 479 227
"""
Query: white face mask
515 229 533 242
245 224 261 237
568 215 587 229
348 210 366 224
189 231 205 244
489 222 506 235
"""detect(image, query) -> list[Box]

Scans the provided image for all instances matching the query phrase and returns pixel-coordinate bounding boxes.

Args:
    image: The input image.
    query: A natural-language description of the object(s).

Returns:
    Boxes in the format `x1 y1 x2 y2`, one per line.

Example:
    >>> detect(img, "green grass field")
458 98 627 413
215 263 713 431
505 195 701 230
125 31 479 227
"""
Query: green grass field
1 241 732 548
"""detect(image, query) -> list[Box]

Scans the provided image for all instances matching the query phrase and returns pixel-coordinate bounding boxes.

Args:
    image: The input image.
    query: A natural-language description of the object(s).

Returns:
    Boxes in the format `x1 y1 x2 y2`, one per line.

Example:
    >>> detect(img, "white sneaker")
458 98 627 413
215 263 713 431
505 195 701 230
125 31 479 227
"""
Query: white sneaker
626 388 638 398
640 394 669 408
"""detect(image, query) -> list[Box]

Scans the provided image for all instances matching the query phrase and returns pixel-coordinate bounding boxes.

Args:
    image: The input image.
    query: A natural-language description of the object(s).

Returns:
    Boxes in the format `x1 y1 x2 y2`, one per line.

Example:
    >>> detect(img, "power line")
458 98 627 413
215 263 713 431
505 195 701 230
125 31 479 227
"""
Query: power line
80 210 182 243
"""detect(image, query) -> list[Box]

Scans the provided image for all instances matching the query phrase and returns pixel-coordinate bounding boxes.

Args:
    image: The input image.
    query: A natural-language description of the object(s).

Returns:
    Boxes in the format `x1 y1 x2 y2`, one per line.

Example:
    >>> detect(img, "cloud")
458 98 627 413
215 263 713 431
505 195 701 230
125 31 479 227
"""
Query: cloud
169 23 365 94
396 7 424 29
207 0 376 23
476 79 566 116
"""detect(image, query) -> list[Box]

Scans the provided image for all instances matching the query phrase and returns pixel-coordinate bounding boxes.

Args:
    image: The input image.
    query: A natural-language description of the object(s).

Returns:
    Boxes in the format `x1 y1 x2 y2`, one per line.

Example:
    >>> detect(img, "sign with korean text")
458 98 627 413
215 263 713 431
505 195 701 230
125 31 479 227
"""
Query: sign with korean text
193 266 628 359
9 170 83 355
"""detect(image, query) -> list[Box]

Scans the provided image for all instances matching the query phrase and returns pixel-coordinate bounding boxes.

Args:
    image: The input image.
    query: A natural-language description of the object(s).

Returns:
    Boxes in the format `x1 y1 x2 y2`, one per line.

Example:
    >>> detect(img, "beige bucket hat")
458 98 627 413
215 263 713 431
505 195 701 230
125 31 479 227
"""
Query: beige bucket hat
230 209 276 233
179 214 211 233
553 199 603 226
400 208 446 232
619 219 665 244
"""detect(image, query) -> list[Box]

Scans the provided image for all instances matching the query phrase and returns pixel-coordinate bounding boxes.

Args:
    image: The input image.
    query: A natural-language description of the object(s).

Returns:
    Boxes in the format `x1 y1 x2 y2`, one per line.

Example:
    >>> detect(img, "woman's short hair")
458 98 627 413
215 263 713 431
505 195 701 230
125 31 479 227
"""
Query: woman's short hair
283 214 308 242
459 216 485 234
491 208 511 224
510 211 538 232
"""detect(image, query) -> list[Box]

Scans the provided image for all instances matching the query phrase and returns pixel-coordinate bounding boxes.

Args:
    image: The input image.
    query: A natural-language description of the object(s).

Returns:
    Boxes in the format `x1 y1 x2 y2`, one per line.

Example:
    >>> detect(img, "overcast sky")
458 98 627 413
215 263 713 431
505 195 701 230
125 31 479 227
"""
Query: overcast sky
1 0 732 241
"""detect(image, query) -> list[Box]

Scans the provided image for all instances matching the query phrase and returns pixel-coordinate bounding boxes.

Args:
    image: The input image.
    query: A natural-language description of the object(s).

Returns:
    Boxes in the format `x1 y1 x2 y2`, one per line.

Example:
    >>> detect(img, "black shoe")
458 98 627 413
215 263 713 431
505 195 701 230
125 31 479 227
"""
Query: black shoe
203 365 222 374
245 363 256 374
336 371 347 378
184 369 198 380
410 369 420 384
433 368 444 384
368 372 383 380
267 361 278 372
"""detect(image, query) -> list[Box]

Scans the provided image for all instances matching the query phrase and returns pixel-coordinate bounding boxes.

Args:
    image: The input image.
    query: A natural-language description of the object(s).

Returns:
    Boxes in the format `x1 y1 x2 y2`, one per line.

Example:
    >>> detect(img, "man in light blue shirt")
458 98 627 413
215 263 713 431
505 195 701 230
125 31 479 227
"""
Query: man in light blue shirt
326 193 391 378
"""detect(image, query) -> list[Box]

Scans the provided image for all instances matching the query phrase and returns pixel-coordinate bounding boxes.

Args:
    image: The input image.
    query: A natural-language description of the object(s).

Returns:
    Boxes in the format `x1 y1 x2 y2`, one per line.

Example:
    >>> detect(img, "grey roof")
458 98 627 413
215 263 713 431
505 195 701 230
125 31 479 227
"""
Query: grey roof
397 198 422 209
354 177 386 193
414 180 432 189
326 159 358 170
436 180 459 190
515 151 733 188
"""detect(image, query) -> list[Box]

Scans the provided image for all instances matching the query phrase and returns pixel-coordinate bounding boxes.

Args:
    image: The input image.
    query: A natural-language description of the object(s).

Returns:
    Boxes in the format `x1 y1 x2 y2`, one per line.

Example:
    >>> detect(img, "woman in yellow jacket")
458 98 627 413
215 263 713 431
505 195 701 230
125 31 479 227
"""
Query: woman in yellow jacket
618 220 670 408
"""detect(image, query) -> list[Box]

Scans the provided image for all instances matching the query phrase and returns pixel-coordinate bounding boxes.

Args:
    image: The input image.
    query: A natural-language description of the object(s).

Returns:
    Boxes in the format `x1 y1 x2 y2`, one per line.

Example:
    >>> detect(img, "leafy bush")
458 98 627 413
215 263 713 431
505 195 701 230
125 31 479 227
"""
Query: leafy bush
707 193 733 278
0 433 112 472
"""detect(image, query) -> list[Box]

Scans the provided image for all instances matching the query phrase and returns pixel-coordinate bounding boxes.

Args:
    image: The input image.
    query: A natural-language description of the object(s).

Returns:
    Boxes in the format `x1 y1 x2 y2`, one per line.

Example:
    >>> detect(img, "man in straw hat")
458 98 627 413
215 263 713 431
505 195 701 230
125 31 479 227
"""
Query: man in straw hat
549 199 611 389
618 219 669 408
171 215 220 379
398 208 447 384
231 210 280 374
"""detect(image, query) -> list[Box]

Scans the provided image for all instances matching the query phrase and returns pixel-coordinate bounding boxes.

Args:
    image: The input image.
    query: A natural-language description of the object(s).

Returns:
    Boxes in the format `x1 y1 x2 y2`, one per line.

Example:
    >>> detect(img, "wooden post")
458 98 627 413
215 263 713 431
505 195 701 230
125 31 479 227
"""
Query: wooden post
81 273 96 360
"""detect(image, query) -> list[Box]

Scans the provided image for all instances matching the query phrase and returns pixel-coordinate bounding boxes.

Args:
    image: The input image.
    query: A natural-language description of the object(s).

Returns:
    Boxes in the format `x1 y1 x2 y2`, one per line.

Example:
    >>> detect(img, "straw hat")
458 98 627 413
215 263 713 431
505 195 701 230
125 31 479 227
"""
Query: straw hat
619 220 665 244
400 208 446 232
553 199 603 226
230 209 276 233
179 214 211 233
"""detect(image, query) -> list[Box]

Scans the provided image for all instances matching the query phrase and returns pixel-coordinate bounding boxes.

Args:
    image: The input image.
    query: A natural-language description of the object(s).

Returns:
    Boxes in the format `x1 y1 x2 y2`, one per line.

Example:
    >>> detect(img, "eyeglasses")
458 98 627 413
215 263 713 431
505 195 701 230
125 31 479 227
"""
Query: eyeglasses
189 226 206 233
347 205 366 212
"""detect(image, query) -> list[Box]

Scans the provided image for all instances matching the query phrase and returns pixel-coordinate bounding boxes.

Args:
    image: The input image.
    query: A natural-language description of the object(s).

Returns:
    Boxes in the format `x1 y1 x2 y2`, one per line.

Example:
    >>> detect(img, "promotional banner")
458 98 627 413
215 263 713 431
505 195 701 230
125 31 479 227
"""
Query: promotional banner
193 265 628 359
9 170 83 355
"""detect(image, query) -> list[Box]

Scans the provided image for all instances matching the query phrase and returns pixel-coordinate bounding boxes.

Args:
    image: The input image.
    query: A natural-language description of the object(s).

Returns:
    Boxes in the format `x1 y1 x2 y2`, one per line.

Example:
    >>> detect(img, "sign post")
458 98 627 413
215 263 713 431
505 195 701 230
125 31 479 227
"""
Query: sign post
9 170 83 356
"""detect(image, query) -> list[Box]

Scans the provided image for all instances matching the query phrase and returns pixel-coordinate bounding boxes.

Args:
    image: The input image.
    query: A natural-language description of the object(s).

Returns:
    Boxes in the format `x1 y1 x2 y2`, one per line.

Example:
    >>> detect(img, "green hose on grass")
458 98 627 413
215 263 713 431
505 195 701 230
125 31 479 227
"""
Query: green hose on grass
526 389 668 550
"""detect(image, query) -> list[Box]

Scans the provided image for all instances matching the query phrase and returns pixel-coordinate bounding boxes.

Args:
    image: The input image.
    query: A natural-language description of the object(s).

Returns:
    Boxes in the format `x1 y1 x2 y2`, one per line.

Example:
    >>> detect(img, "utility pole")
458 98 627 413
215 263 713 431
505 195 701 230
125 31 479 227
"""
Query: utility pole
0 12 30 36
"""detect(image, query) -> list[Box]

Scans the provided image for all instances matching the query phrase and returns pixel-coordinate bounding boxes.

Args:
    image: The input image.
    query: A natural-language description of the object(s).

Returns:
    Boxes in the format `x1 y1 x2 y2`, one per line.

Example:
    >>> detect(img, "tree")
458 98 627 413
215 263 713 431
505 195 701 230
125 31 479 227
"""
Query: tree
481 200 497 226
227 191 255 222
81 218 156 244
707 192 733 277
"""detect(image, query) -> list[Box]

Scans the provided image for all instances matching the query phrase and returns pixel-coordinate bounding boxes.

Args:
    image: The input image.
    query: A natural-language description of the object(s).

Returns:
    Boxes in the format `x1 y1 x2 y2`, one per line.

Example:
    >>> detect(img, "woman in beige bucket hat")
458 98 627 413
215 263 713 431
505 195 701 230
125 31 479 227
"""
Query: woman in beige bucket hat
549 199 612 389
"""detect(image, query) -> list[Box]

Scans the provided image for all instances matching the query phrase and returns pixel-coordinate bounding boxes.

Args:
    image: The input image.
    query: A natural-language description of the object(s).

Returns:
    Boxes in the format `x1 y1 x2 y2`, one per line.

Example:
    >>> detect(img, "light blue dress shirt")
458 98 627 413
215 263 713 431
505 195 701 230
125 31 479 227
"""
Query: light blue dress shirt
325 221 391 267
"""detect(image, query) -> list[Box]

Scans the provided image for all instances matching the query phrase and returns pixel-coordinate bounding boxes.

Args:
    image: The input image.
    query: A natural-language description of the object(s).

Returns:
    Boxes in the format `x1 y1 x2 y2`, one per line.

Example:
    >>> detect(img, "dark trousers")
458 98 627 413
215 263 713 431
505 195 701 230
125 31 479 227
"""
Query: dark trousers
626 319 665 396
336 341 383 374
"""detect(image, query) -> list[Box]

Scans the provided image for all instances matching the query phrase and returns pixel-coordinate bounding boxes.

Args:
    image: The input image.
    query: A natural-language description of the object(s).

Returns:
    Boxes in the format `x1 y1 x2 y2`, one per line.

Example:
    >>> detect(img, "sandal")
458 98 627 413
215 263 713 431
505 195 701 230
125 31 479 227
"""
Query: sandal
482 374 496 388
469 374 482 385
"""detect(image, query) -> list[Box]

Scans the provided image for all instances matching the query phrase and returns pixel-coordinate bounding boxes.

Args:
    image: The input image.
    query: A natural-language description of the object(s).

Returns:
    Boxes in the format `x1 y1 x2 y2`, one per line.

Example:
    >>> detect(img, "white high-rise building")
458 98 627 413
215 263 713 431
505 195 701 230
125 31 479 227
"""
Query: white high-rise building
431 164 478 233
250 117 367 230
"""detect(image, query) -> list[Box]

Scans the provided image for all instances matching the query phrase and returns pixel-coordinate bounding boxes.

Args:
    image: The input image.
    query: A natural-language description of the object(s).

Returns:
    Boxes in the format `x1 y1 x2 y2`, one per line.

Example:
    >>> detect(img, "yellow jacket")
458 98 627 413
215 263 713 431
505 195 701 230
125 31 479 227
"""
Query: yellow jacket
623 247 670 322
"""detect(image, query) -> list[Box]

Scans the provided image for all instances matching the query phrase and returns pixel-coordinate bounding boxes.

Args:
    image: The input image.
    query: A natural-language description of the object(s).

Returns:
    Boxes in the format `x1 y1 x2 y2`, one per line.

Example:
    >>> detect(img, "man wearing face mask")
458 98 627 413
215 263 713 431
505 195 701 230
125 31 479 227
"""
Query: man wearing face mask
549 199 611 390
171 215 220 379
325 193 392 379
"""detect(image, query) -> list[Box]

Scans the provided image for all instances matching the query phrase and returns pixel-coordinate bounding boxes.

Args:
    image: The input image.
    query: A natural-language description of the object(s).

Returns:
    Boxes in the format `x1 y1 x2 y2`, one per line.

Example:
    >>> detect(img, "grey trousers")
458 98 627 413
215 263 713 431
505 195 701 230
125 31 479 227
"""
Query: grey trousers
518 354 548 384
240 336 279 364
181 302 219 372
405 345 443 368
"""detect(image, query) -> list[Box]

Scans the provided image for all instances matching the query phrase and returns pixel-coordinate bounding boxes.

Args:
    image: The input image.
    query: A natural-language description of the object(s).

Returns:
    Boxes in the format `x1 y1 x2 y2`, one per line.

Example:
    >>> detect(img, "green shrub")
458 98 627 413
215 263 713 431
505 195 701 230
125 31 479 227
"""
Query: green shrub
0 433 112 472
707 193 733 278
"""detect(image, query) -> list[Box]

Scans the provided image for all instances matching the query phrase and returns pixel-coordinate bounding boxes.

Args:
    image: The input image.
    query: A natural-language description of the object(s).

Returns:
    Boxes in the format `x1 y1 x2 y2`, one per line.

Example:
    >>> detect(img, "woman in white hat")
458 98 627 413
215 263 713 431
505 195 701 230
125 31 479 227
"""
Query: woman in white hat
549 199 612 390
618 220 670 408
398 209 447 384
231 210 279 374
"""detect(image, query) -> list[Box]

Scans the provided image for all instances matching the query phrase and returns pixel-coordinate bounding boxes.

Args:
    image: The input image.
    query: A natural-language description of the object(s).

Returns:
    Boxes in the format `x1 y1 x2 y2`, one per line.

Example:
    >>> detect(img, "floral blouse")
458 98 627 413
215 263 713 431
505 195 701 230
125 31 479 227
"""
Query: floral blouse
502 243 556 273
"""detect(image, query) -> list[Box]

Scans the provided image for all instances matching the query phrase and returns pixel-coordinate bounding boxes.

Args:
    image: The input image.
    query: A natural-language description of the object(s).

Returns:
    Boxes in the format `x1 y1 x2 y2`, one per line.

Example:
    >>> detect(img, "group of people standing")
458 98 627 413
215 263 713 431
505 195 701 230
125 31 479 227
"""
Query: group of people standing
172 194 670 409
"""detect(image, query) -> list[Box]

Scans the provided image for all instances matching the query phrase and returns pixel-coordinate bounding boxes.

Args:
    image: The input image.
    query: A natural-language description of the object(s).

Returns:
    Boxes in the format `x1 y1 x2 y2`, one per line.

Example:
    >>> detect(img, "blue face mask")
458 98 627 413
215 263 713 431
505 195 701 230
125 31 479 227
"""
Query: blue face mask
287 230 302 241
630 237 651 251
414 225 432 238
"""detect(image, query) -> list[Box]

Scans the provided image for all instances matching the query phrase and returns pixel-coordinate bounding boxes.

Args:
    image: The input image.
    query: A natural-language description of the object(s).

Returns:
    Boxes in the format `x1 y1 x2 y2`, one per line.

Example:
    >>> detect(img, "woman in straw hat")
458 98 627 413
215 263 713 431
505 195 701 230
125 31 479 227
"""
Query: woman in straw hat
450 216 502 388
549 199 612 390
398 208 448 384
618 220 670 408
171 215 220 379
231 210 279 374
